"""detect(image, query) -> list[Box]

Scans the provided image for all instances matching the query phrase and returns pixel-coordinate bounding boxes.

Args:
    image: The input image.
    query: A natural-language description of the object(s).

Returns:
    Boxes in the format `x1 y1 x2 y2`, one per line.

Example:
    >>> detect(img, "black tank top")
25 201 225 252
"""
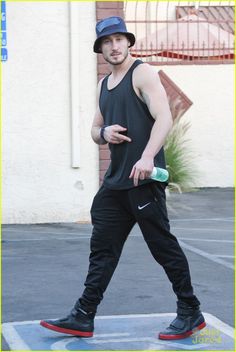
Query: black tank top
99 59 166 190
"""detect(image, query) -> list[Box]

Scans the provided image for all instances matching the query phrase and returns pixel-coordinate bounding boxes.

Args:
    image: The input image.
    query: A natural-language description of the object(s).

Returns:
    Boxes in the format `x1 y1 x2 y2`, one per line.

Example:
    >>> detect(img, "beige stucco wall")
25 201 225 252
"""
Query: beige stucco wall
2 2 98 224
155 65 234 188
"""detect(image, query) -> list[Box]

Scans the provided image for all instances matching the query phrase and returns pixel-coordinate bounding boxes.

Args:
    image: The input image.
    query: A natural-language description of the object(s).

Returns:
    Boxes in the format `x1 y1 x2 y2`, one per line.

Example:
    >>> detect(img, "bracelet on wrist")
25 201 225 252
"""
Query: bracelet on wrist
100 125 108 142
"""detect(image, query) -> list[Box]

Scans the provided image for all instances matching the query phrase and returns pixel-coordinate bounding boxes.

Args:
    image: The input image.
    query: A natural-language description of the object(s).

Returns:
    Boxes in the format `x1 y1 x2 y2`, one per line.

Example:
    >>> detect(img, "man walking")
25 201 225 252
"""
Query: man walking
40 16 205 340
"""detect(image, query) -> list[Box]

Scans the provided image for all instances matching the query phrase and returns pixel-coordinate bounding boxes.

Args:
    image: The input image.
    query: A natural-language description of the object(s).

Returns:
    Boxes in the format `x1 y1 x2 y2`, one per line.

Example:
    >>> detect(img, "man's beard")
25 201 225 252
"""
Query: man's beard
104 49 129 65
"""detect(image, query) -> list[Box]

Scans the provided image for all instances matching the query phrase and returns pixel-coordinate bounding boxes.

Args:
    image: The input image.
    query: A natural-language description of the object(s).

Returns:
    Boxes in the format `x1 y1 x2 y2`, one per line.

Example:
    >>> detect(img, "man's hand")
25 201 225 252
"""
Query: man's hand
103 124 132 144
129 157 154 187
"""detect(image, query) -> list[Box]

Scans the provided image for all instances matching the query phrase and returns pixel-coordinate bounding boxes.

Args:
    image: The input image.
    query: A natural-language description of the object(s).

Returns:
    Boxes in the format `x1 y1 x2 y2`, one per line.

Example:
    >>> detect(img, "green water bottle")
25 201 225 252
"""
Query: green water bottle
150 167 169 182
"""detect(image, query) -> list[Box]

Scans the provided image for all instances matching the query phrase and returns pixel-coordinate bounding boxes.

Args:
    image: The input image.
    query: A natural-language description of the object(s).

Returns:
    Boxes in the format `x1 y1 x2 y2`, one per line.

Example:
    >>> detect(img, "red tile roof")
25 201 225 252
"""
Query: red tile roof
176 6 235 34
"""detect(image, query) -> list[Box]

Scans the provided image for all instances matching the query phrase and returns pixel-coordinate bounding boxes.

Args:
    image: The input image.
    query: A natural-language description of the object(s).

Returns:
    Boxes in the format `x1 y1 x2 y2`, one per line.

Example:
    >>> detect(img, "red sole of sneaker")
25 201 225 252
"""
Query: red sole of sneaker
158 321 206 340
40 320 93 337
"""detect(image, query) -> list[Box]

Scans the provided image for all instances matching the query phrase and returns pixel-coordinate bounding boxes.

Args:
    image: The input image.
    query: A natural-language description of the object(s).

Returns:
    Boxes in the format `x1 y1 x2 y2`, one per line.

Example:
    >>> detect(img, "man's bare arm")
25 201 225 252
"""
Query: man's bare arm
91 79 108 145
130 63 173 186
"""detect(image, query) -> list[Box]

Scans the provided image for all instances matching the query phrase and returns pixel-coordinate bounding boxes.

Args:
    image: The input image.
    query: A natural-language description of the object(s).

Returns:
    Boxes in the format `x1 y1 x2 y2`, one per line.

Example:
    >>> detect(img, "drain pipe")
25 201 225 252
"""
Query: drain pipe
69 2 80 168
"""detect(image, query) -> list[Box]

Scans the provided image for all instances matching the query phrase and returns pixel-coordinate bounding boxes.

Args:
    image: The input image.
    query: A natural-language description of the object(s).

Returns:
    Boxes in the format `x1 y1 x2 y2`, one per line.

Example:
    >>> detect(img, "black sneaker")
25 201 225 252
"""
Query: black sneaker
40 307 95 337
158 302 206 340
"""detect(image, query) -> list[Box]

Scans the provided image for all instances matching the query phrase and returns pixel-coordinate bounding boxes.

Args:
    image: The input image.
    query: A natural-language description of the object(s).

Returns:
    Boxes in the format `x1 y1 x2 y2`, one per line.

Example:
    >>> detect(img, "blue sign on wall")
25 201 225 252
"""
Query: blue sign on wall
1 47 7 61
1 1 7 61
1 31 7 46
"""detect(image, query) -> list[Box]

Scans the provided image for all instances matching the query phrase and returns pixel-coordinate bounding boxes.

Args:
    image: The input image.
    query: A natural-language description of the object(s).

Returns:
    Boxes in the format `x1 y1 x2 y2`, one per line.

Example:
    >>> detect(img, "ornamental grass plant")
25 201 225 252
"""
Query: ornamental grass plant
164 116 198 192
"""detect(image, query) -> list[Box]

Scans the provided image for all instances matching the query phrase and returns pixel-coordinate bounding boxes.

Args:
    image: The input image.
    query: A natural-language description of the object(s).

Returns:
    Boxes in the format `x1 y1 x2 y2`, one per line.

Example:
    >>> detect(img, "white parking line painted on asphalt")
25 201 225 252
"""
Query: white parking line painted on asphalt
2 236 92 241
2 235 234 242
171 218 234 222
179 240 234 270
92 332 131 337
2 229 92 236
1 324 31 351
203 313 235 338
173 227 233 232
178 238 234 243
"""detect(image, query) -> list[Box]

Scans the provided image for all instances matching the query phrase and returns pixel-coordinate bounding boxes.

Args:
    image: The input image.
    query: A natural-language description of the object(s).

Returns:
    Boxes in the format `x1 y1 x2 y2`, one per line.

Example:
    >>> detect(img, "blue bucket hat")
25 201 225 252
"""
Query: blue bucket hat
93 16 136 53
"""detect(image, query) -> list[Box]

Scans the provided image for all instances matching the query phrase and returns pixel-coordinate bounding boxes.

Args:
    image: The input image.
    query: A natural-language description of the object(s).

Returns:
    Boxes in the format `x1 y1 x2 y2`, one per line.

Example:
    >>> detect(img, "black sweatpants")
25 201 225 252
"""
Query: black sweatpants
76 182 200 312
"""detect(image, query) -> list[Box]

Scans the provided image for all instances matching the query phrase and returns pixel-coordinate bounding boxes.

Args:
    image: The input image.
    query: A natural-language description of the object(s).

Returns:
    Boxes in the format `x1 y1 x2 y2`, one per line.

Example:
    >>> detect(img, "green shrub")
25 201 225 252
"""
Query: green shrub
164 116 198 192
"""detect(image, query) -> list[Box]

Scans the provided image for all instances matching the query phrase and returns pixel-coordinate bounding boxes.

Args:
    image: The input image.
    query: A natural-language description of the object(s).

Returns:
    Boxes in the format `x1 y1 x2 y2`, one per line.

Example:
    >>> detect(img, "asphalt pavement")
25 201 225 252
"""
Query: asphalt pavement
1 188 235 350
